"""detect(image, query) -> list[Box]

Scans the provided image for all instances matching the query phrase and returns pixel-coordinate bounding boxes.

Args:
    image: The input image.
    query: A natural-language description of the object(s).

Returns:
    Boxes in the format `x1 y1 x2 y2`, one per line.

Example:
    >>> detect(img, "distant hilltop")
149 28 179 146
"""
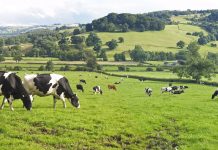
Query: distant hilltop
0 24 79 37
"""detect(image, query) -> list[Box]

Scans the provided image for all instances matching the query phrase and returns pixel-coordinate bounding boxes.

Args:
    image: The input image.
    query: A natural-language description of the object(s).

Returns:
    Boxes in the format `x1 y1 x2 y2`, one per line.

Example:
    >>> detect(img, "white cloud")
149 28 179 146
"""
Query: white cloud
0 0 217 25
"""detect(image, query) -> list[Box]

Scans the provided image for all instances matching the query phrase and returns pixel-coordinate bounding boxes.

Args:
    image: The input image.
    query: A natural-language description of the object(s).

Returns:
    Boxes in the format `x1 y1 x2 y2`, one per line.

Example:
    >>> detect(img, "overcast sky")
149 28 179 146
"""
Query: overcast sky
0 0 217 26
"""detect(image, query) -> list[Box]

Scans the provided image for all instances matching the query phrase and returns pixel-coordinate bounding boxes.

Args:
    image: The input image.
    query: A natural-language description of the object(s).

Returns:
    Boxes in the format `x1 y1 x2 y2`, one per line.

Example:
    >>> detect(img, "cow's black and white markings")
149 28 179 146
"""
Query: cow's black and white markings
0 71 32 111
212 89 218 99
161 87 173 93
93 86 102 95
24 74 80 109
145 88 152 96
76 84 84 92
172 90 184 94
80 79 86 84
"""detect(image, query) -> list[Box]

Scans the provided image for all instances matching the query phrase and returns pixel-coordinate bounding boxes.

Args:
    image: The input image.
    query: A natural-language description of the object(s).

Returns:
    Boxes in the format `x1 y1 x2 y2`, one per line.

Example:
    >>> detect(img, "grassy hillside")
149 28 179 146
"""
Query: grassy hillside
1 71 218 149
84 24 207 60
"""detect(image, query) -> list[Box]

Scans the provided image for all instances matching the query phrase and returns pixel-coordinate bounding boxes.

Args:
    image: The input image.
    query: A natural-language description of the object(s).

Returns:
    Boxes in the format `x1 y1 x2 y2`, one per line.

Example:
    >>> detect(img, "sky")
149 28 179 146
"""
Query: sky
0 0 217 26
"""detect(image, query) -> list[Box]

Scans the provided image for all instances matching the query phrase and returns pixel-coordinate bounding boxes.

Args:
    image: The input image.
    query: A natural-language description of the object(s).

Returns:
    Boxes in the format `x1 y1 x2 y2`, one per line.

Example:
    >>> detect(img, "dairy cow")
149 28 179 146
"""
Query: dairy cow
24 74 80 109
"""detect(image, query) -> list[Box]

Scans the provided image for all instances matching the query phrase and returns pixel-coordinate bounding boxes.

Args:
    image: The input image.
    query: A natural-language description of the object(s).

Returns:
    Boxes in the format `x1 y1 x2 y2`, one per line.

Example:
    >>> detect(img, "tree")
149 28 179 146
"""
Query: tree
93 42 102 53
13 55 22 63
198 36 208 45
114 53 126 61
130 45 145 62
45 60 54 71
86 23 93 32
85 32 102 47
106 39 118 50
187 41 200 58
118 37 124 43
0 55 5 62
73 29 81 35
139 24 145 32
176 40 185 49
121 23 129 32
84 51 98 70
0 38 4 47
98 50 108 61
71 36 85 44
186 58 215 82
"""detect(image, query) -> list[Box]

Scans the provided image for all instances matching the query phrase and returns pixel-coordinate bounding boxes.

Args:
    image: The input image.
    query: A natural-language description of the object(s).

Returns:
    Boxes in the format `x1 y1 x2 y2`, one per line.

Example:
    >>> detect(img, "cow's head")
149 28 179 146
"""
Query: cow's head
70 94 80 108
21 95 32 110
100 90 103 95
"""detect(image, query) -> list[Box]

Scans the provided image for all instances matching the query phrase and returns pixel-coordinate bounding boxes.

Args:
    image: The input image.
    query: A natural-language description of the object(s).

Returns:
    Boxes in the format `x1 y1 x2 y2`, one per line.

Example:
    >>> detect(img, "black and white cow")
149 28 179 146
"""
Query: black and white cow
0 71 32 111
145 88 152 96
76 84 84 92
24 74 80 109
80 79 86 84
161 87 173 93
93 86 103 95
172 90 184 94
212 89 218 99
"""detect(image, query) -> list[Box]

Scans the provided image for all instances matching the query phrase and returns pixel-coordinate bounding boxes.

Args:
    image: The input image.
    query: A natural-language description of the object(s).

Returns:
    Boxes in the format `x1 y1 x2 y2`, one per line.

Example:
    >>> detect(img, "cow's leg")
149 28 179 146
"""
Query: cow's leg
0 97 7 110
60 93 66 108
53 96 57 109
7 96 14 111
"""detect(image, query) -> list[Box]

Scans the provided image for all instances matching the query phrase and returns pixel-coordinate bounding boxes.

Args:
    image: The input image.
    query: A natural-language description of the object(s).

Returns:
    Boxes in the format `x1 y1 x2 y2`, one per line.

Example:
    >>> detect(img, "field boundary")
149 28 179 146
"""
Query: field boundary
99 71 218 86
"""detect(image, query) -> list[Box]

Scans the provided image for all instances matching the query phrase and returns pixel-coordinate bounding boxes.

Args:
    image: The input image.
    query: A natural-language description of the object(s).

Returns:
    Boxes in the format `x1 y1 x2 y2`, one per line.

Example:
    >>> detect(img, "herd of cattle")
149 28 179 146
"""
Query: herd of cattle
0 71 218 111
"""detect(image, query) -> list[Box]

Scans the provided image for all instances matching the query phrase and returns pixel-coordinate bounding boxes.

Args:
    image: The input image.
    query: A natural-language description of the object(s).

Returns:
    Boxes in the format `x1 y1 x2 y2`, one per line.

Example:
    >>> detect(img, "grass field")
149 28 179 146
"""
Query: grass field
82 24 207 60
1 71 218 149
108 71 218 82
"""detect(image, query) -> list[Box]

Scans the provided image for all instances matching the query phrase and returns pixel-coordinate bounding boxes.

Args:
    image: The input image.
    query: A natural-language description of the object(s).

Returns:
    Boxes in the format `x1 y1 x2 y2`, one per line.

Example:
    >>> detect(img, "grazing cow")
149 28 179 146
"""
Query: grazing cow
212 89 218 99
80 79 86 84
180 85 188 89
23 74 80 109
108 84 117 91
172 90 184 94
172 86 179 91
93 86 102 95
0 71 32 111
161 87 173 93
114 81 121 84
76 84 84 92
145 88 152 96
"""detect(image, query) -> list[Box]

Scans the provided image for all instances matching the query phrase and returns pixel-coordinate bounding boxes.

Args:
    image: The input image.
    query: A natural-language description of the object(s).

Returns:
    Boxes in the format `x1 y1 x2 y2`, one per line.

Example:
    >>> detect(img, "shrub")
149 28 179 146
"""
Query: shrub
38 65 46 71
60 65 71 71
75 66 89 71
156 66 164 71
13 66 22 71
146 67 153 71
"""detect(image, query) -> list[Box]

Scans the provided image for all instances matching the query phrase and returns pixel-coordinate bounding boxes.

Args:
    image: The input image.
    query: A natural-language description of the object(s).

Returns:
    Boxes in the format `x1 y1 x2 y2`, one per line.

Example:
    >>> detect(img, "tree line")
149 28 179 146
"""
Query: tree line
88 13 165 32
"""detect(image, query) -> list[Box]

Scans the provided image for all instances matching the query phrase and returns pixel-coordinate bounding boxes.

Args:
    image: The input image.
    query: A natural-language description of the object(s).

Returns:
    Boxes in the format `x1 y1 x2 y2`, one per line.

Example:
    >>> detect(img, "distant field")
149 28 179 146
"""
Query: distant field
1 71 218 149
108 71 218 82
82 24 207 60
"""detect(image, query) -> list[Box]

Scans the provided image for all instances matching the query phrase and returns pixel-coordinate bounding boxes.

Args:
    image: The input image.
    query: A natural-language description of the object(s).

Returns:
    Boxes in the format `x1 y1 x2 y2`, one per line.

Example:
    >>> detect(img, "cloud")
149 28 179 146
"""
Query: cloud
0 0 217 25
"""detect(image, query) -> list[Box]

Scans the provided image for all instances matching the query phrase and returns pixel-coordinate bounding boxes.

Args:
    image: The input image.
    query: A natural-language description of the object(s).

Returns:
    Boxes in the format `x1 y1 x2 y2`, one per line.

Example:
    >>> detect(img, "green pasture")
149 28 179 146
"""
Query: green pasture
82 24 207 60
109 71 218 82
0 71 218 149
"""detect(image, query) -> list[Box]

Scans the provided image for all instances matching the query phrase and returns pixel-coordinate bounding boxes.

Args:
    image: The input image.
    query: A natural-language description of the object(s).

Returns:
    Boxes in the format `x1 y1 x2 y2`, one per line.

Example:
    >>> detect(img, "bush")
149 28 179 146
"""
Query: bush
211 43 217 47
74 66 89 71
38 65 46 71
60 65 71 71
156 66 164 71
13 66 22 71
97 65 103 70
146 67 153 71
186 32 192 35
118 66 129 71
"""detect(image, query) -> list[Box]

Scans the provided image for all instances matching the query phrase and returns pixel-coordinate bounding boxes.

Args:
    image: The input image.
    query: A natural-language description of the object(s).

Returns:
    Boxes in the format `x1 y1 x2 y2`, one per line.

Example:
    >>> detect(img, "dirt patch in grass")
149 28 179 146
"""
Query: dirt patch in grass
146 118 180 150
